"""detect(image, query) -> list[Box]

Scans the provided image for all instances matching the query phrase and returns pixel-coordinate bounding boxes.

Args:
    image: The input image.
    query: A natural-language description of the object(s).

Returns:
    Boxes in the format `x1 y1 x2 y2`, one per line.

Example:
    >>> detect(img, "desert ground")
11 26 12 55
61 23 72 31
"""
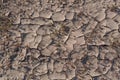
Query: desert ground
0 0 120 80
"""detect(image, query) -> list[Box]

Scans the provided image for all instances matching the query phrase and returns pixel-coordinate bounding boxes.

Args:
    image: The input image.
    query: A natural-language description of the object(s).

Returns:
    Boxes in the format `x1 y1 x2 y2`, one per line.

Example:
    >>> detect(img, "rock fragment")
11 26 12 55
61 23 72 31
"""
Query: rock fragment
19 25 40 33
30 18 45 25
34 62 48 75
49 72 66 80
29 35 42 48
71 29 83 38
71 52 84 60
97 60 112 75
31 11 40 18
65 38 76 52
21 18 31 24
65 12 74 20
106 10 117 18
41 48 51 56
83 20 98 34
39 10 52 18
6 70 25 80
106 19 118 30
39 35 52 49
16 48 27 61
96 9 106 21
22 32 36 47
75 36 85 45
40 74 49 80
36 26 46 35
64 63 76 80
54 61 64 72
29 49 40 58
37 25 52 35
73 20 82 29
52 12 65 21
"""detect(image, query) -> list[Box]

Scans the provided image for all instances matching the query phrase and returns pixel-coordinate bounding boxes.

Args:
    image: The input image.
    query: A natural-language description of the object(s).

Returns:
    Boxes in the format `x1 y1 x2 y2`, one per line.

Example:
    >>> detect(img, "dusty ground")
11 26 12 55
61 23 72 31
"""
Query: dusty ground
0 0 120 80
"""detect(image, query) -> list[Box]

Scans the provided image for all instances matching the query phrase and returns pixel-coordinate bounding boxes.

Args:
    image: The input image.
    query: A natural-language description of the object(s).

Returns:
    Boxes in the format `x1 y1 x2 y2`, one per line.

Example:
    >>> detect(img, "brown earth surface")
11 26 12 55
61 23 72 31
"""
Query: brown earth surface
0 0 120 80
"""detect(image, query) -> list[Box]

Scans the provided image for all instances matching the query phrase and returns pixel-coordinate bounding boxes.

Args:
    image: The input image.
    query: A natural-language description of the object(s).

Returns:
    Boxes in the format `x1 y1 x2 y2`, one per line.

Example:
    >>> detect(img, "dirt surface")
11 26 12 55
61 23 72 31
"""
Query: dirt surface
0 0 120 80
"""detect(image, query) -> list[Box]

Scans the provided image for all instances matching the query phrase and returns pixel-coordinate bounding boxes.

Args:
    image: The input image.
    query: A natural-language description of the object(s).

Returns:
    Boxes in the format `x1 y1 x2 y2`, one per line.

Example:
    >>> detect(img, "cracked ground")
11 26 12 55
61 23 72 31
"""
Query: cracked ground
0 0 120 80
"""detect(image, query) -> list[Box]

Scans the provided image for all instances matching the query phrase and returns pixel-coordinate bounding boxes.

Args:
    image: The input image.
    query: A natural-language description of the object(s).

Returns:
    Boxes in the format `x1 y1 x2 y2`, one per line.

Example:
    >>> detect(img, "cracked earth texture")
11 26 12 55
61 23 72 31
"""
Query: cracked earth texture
0 0 120 80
